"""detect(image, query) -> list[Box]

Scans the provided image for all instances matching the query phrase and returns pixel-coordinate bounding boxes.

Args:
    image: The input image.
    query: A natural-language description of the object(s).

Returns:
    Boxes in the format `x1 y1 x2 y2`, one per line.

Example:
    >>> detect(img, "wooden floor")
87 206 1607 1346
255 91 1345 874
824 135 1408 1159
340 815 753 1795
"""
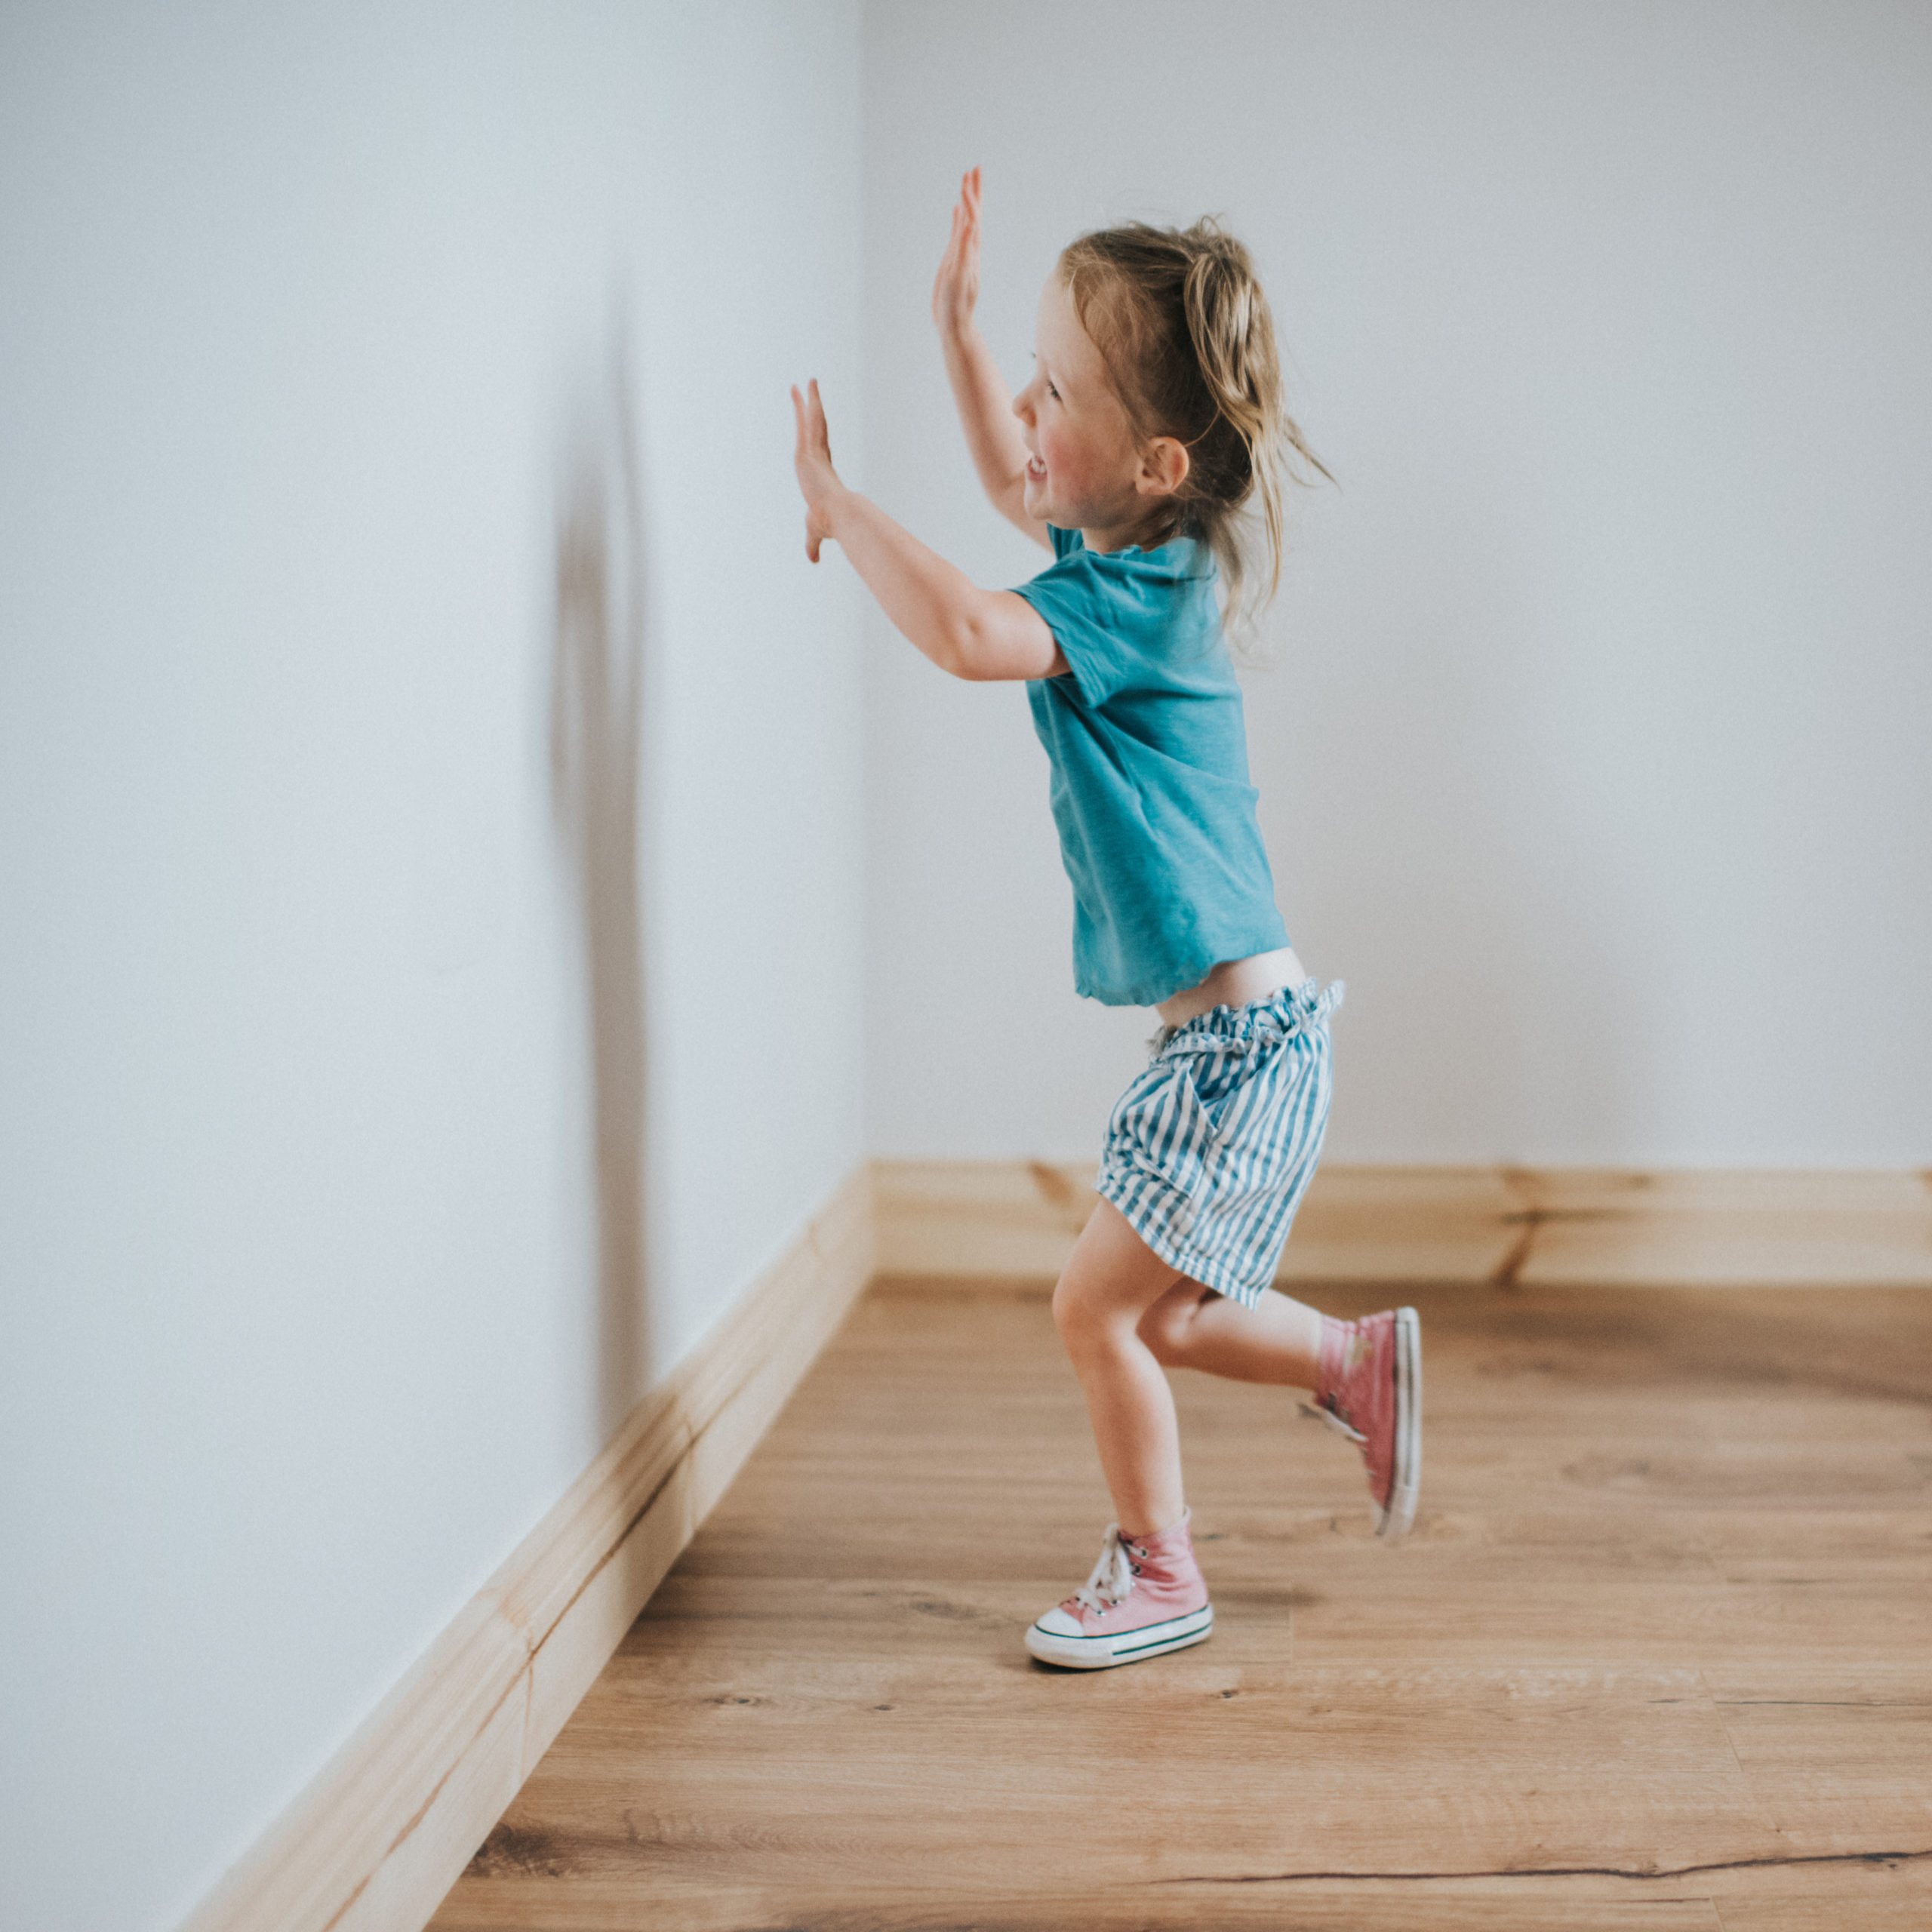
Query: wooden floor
429 1279 1932 1930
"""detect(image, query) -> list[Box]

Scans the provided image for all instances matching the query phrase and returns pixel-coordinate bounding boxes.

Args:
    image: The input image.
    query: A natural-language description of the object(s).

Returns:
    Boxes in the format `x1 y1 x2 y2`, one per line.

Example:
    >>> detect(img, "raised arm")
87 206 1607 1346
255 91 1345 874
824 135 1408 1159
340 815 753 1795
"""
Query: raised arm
932 168 1052 551
792 380 1066 683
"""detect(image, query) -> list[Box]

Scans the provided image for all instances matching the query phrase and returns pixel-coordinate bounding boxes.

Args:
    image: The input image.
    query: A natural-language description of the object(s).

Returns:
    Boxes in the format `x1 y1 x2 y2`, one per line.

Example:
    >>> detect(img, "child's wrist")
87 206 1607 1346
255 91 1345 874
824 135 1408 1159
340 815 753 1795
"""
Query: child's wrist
820 481 857 534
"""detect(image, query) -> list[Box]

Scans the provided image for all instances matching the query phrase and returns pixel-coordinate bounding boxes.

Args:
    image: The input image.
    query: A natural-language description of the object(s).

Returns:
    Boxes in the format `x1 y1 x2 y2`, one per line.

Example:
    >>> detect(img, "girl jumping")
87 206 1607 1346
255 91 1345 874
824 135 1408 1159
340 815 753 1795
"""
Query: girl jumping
791 168 1420 1670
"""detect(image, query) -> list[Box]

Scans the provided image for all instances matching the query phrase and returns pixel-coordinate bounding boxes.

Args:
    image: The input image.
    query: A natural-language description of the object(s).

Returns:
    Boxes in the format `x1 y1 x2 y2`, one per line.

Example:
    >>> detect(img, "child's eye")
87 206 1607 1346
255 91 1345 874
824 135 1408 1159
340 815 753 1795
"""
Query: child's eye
1048 382 1061 402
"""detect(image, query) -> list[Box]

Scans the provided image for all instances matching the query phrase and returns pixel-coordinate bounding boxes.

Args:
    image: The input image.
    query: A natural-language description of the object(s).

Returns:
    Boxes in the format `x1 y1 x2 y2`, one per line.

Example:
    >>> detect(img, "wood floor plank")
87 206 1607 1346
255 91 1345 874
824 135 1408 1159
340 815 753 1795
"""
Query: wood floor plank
430 1878 1734 1930
429 1278 1932 1930
1711 1870 1932 1930
1702 1664 1932 1850
1687 1512 1932 1581
485 1665 1777 1879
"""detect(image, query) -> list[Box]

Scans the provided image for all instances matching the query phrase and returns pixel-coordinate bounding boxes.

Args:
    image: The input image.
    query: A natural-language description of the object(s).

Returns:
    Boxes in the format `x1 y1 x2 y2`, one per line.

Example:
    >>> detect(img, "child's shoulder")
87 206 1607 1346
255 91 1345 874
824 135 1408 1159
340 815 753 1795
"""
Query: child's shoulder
1023 528 1231 708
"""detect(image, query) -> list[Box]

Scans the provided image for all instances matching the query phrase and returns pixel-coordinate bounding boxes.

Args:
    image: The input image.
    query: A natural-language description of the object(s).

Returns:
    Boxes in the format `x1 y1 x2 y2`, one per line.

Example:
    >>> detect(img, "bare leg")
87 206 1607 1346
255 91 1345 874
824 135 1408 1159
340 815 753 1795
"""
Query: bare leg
1051 1199 1195 1539
1138 1280 1326 1388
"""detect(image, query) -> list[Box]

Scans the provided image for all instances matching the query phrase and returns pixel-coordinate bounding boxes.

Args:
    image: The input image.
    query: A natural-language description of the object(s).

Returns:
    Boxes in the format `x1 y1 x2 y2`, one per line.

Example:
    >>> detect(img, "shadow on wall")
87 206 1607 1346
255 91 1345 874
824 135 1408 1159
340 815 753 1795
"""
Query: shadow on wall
551 335 653 1440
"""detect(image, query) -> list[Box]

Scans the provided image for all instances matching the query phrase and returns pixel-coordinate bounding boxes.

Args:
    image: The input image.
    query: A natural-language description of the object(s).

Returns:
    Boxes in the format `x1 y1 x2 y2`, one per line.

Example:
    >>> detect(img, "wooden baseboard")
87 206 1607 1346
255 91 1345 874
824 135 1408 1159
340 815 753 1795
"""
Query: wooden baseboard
872 1159 1932 1288
179 1164 875 1932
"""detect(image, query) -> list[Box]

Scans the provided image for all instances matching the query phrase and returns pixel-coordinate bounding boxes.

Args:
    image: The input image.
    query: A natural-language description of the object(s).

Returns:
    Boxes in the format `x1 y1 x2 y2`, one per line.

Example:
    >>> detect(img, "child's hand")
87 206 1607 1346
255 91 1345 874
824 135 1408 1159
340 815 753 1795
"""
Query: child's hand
790 379 845 564
931 165 983 341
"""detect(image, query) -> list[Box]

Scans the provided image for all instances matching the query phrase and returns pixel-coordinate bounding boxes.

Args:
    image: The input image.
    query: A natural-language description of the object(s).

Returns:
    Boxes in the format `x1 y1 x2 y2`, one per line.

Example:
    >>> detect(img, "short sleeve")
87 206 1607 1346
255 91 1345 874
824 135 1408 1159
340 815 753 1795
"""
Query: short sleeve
1011 533 1128 709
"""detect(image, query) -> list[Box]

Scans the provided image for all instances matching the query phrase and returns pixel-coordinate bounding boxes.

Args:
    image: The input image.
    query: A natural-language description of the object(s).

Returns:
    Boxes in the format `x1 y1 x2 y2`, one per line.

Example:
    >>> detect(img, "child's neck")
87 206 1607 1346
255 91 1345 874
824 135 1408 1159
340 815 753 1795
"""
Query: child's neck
1081 512 1168 555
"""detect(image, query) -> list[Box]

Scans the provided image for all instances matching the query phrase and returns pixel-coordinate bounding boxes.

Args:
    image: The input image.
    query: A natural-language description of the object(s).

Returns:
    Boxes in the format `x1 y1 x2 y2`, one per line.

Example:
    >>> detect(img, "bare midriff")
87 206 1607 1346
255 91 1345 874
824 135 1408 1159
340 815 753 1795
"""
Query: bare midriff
1154 947 1307 1028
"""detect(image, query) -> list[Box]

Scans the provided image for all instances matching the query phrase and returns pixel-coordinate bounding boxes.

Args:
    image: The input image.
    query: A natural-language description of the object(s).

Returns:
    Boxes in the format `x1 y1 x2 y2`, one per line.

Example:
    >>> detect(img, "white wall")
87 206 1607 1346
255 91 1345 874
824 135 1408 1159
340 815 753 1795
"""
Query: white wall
6 5 1928 1924
0 6 863 1930
860 0 1932 1167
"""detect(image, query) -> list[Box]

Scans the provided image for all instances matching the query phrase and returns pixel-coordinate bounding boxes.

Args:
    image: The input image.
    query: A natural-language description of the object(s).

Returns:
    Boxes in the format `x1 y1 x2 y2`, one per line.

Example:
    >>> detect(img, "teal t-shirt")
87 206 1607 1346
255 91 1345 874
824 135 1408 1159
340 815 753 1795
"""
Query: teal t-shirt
1014 525 1290 1007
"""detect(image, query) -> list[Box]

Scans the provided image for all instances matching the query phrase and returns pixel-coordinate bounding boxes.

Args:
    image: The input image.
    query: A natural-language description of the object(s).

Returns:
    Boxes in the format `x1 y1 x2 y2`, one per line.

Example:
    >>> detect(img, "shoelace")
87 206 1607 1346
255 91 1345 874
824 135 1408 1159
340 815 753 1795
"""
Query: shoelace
1298 1398 1366 1446
1072 1525 1142 1614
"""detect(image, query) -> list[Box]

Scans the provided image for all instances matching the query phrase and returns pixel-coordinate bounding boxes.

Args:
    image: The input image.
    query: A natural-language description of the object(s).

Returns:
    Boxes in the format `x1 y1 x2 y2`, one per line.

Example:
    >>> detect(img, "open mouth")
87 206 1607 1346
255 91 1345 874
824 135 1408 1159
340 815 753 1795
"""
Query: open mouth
1025 455 1046 481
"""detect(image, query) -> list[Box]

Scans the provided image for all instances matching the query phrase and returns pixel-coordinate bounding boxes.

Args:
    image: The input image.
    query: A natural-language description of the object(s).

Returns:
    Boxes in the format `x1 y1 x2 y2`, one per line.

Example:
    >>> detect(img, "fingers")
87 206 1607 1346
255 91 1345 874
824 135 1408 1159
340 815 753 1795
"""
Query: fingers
792 381 827 462
792 382 829 563
791 380 830 458
936 168 981 309
950 165 980 238
960 168 981 266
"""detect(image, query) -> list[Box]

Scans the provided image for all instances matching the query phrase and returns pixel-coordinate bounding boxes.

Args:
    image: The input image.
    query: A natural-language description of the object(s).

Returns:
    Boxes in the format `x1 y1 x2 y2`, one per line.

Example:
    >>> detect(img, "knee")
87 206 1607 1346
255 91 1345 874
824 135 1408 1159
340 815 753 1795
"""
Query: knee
1051 1272 1112 1358
1051 1272 1088 1347
1137 1293 1198 1366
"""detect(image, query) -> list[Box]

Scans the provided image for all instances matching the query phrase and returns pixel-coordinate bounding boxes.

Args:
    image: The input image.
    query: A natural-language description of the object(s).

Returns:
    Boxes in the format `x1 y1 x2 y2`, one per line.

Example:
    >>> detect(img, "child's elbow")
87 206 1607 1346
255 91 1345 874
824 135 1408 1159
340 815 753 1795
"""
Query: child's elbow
944 598 1055 683
937 616 992 681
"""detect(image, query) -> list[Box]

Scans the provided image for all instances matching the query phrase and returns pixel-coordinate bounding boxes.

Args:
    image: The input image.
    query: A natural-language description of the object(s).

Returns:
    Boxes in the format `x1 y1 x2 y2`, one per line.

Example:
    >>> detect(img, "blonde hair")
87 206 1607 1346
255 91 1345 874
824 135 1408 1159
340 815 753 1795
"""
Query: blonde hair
1058 217 1331 639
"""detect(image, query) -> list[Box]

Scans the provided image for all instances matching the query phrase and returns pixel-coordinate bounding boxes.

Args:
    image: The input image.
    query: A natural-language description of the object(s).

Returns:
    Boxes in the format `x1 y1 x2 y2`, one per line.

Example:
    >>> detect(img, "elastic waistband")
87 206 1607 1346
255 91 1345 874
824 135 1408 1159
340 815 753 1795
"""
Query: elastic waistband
1149 977 1345 1060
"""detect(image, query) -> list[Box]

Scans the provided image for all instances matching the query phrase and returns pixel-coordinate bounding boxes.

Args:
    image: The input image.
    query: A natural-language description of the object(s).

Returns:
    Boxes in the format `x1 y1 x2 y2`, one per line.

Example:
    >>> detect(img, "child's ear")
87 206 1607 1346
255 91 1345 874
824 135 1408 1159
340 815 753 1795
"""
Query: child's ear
1137 435 1190 500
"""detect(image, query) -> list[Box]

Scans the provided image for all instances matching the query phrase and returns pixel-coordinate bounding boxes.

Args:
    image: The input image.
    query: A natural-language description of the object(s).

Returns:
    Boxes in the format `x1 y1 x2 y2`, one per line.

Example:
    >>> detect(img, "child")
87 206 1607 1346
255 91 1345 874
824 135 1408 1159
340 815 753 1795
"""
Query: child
791 168 1420 1670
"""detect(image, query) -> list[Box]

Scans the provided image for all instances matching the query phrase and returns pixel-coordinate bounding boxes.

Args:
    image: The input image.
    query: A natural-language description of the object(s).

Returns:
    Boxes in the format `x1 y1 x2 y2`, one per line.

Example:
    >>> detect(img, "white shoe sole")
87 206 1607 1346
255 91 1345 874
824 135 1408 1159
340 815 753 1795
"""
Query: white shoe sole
1025 1604 1214 1670
1377 1306 1423 1540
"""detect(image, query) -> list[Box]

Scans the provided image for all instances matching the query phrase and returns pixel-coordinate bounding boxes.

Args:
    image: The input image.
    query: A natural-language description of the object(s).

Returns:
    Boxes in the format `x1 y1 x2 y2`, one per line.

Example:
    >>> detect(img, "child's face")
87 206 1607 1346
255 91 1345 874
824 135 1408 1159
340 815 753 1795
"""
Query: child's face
1013 276 1162 549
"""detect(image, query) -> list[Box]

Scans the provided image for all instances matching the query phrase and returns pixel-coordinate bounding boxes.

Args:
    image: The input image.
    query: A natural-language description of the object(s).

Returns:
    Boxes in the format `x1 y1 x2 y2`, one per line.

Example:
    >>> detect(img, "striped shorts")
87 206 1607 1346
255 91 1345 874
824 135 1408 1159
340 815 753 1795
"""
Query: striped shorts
1097 978 1343 1309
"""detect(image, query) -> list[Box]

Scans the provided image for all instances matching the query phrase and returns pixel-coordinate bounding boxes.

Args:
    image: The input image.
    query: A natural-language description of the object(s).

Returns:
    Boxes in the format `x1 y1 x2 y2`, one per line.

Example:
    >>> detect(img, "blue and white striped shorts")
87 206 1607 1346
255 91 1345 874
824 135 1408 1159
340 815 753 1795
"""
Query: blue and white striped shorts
1097 979 1343 1309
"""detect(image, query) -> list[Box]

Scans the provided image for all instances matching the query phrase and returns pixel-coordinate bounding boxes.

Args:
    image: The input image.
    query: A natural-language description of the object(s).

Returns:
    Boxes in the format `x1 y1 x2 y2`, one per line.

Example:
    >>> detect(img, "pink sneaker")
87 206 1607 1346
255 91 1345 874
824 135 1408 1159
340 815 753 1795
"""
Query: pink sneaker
1025 1514 1214 1669
1303 1307 1422 1539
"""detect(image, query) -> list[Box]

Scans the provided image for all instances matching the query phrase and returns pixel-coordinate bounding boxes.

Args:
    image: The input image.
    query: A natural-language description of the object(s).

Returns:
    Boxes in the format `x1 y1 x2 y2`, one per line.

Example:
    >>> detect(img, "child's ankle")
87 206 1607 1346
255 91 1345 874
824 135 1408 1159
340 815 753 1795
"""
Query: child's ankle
1317 1313 1356 1398
1120 1510 1192 1553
